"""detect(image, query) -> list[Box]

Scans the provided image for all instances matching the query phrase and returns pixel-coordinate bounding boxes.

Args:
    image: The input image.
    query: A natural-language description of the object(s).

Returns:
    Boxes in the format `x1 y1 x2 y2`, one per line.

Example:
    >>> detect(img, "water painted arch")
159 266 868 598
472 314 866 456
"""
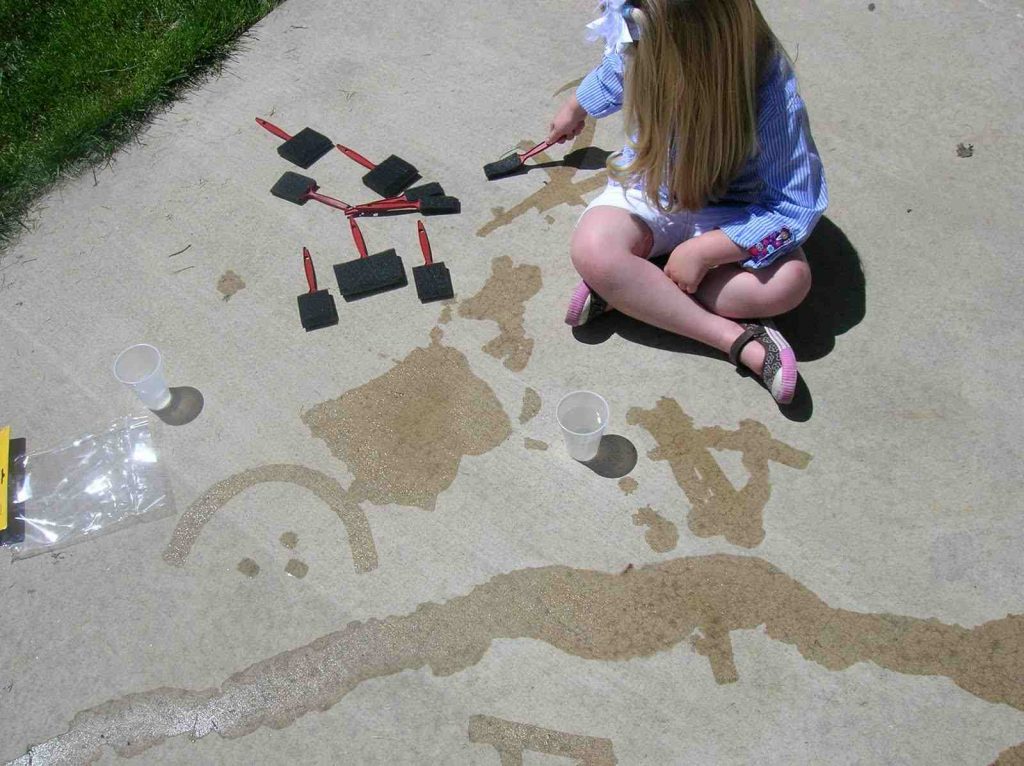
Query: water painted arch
162 463 378 574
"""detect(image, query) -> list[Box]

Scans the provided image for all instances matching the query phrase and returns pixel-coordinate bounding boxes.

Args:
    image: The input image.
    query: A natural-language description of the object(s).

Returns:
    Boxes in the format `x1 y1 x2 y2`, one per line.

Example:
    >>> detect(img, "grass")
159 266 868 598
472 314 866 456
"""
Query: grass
0 0 282 249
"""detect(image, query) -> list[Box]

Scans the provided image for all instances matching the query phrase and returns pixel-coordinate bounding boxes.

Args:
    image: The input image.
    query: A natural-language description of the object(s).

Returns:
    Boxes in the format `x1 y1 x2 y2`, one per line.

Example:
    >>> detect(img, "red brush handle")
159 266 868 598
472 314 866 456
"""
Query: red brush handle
417 221 433 266
256 117 293 142
349 218 369 259
306 191 351 211
353 198 417 212
302 247 318 292
520 139 555 162
335 143 377 170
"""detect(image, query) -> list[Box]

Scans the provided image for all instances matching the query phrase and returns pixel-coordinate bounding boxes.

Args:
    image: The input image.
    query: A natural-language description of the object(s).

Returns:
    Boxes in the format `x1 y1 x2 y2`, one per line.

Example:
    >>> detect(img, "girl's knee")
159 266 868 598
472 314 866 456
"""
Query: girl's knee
782 256 806 303
570 232 622 289
766 253 812 314
570 213 641 290
782 254 812 303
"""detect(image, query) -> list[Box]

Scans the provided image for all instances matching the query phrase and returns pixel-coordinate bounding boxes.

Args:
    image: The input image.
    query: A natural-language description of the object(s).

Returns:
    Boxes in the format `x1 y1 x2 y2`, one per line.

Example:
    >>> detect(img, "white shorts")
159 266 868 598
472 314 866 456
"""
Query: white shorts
580 182 758 262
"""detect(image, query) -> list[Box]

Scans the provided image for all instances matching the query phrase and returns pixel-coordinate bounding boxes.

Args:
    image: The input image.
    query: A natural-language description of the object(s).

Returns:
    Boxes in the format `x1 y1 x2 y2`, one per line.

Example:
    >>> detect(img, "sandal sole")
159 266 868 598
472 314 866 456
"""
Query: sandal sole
564 281 594 326
764 324 798 404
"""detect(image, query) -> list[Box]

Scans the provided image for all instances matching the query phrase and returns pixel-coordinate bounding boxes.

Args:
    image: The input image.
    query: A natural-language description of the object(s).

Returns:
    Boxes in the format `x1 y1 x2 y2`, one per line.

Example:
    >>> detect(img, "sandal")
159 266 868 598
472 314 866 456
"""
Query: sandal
564 280 611 327
729 319 798 404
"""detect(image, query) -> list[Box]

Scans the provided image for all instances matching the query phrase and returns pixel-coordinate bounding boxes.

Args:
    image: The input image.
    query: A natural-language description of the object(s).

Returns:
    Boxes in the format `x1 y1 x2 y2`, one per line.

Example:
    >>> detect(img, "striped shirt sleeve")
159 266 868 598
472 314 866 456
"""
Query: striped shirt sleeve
721 90 829 269
576 53 626 118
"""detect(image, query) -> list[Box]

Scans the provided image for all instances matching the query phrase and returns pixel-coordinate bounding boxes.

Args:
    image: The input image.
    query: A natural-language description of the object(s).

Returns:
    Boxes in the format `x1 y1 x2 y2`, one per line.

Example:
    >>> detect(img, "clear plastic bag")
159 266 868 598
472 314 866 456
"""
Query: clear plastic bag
7 414 173 559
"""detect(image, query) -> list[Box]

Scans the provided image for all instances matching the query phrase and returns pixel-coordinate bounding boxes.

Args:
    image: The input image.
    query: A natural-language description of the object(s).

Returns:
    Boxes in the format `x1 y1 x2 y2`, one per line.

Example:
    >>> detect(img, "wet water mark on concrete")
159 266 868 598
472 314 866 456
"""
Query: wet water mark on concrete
991 742 1024 765
163 464 378 574
524 438 549 451
519 388 542 424
18 554 1024 762
216 270 246 301
302 328 512 511
618 477 639 496
169 328 512 575
468 714 616 765
236 558 260 578
284 559 308 579
632 507 678 553
628 398 810 548
458 257 543 373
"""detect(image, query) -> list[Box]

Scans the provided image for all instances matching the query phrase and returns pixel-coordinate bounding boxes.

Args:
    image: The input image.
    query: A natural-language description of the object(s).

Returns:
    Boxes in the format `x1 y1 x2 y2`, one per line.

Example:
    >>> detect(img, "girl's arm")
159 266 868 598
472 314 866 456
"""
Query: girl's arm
548 53 626 144
576 52 626 118
720 88 829 269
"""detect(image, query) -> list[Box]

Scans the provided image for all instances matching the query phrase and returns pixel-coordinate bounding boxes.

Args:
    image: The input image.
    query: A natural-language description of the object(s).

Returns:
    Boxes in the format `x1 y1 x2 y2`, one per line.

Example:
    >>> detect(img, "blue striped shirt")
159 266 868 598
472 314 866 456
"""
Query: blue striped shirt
576 51 828 267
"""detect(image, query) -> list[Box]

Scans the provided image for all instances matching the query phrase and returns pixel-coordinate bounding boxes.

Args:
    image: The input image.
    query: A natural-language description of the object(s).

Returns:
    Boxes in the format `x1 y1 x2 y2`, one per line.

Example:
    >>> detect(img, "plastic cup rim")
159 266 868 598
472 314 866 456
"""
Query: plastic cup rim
113 343 164 386
555 390 610 437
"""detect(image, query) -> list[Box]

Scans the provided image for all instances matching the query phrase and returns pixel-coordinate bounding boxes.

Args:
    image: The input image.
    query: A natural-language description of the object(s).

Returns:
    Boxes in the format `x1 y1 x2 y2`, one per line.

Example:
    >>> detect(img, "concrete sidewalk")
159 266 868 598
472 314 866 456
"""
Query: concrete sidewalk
1 0 1023 763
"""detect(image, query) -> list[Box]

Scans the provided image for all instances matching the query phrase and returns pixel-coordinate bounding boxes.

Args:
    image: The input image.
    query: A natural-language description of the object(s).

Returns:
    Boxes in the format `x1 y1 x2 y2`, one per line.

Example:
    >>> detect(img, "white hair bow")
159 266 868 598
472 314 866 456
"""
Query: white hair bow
585 0 640 55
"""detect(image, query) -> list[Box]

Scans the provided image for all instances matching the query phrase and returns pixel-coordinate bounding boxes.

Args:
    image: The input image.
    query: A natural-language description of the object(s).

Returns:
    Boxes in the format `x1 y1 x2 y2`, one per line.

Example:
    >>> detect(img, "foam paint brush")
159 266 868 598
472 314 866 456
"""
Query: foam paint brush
333 218 407 301
271 172 353 212
412 221 454 303
297 248 339 331
335 143 421 197
379 182 445 204
483 139 557 180
346 195 461 217
256 117 335 168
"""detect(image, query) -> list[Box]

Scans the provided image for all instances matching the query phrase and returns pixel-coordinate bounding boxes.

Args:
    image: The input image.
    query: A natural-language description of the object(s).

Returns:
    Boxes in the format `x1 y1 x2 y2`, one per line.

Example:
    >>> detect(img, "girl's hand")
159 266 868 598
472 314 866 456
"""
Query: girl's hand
665 244 711 294
548 95 588 144
666 231 748 293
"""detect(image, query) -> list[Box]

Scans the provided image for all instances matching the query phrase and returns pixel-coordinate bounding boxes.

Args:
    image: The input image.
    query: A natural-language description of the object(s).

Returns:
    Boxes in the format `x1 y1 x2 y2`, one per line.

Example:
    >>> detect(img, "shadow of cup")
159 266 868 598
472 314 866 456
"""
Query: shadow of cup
581 434 638 479
153 386 205 426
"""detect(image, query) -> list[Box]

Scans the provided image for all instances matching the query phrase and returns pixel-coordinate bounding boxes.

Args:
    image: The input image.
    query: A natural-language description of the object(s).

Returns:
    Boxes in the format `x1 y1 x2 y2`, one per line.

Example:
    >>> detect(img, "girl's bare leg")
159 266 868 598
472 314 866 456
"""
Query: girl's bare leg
693 247 812 319
571 207 771 373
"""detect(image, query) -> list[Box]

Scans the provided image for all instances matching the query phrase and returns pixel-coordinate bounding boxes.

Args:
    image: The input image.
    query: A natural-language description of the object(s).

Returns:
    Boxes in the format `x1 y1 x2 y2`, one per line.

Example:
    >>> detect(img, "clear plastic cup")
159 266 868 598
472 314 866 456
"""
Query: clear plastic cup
556 391 609 462
113 344 173 411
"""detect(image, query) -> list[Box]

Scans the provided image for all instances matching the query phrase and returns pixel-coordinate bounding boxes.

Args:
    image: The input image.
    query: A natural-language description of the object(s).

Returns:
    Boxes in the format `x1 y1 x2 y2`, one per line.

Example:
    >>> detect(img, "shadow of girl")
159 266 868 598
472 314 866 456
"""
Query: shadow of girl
773 216 866 361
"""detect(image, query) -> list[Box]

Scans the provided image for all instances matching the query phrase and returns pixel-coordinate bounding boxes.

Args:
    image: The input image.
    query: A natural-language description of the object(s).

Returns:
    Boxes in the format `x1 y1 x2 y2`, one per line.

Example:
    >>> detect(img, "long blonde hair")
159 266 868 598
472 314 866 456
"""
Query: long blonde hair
612 0 778 211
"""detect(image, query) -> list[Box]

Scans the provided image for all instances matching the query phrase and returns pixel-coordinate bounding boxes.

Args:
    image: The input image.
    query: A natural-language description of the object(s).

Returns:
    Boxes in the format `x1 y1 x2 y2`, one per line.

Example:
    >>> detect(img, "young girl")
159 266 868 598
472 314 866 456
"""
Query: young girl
551 0 827 404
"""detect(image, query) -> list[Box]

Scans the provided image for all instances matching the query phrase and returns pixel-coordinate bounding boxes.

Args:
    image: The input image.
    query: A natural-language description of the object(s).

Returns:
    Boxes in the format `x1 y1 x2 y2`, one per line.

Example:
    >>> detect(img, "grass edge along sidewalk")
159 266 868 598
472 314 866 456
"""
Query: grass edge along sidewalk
0 0 284 250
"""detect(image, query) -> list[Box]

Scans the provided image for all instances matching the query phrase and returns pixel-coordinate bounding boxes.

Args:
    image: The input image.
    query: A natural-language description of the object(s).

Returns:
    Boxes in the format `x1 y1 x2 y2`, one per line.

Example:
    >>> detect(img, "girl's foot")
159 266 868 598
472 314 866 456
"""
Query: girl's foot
564 280 611 327
729 319 798 404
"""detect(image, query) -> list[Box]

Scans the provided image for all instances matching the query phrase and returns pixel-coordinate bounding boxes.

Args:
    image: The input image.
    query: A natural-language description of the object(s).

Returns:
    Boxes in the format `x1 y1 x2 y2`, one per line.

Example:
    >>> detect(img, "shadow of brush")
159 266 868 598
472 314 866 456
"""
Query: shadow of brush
529 145 614 172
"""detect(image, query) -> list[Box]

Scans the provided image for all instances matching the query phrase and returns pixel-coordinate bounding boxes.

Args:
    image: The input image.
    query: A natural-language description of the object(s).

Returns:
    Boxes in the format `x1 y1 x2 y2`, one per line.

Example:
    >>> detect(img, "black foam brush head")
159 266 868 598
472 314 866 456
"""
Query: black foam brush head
271 172 317 204
277 128 333 168
418 196 461 216
297 290 339 331
483 154 523 180
403 182 445 201
362 155 420 197
413 263 454 303
333 251 407 300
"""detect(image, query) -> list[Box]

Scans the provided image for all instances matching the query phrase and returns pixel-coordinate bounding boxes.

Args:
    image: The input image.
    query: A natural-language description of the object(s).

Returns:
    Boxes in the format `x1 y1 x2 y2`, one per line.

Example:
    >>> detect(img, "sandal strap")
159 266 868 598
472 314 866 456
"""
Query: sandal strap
728 325 764 368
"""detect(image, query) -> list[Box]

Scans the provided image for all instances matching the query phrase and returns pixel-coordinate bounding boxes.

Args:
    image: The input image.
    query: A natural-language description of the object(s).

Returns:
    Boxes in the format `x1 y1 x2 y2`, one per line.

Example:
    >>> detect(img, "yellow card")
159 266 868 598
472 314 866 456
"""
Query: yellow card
0 426 9 531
